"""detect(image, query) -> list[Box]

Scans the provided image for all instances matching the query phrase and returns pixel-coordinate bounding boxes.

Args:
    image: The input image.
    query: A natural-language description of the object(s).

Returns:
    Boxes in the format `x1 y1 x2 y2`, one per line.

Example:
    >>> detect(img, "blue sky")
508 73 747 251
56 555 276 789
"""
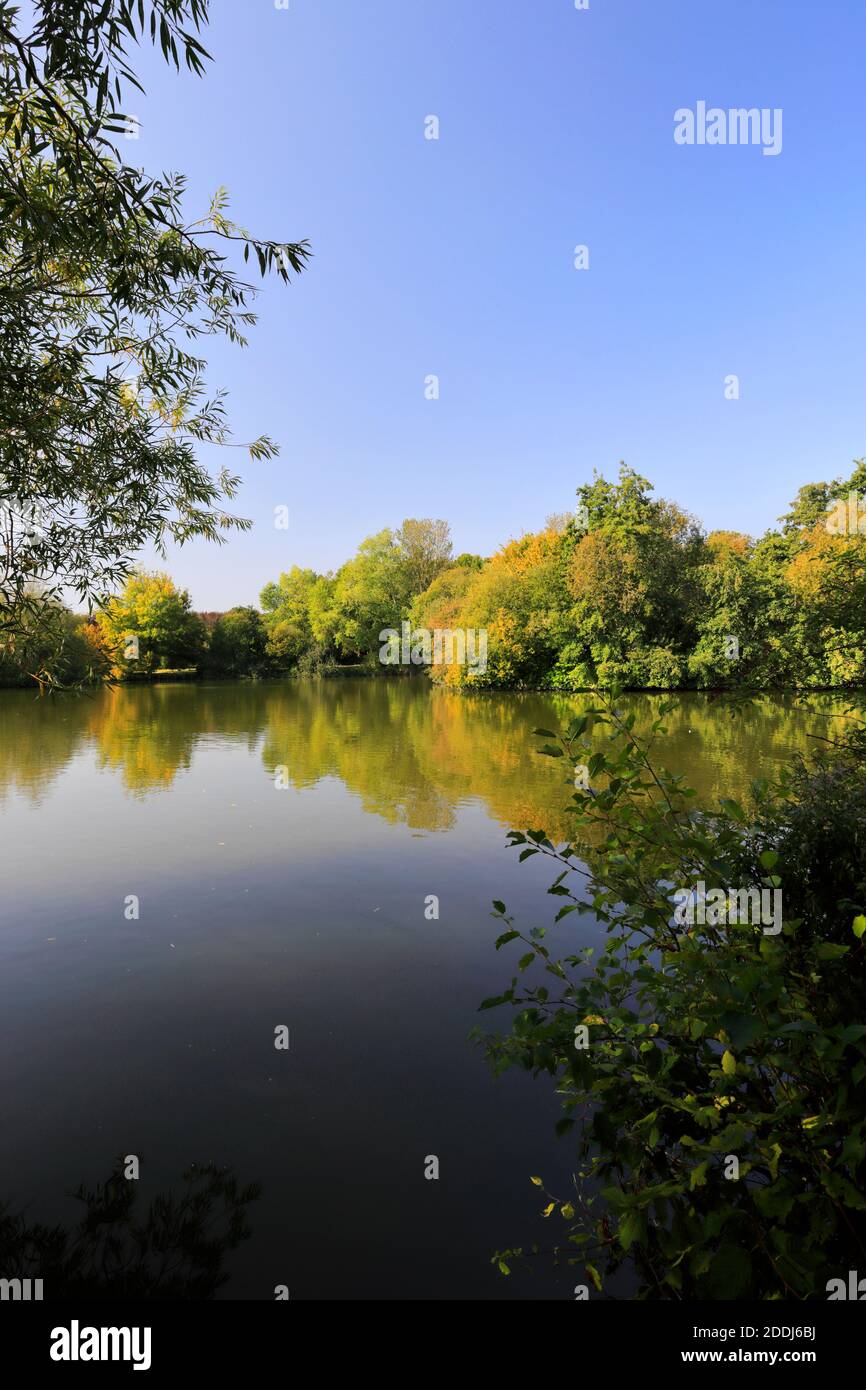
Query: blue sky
128 0 866 608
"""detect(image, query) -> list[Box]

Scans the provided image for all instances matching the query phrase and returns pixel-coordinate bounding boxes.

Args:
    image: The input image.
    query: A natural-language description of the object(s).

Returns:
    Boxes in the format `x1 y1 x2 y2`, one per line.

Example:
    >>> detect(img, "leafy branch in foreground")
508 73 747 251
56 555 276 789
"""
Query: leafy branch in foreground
0 2 311 680
475 691 866 1298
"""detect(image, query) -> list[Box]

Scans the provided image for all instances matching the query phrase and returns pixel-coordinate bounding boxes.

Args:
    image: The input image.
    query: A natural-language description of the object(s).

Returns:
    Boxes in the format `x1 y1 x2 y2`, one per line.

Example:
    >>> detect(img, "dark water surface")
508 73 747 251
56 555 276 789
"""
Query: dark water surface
0 679 852 1299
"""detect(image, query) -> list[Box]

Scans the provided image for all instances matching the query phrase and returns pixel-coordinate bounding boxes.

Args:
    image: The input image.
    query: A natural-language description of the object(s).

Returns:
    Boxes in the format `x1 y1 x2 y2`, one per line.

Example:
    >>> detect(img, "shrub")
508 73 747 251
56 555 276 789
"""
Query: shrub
476 693 866 1298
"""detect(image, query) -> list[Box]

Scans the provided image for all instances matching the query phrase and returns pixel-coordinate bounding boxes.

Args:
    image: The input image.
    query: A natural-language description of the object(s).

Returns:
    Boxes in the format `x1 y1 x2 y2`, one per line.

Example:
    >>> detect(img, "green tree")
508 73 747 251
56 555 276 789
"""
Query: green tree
779 459 866 535
394 518 452 594
328 531 405 659
687 532 770 688
567 466 704 687
301 521 452 664
0 1 310 680
260 566 336 669
205 606 268 678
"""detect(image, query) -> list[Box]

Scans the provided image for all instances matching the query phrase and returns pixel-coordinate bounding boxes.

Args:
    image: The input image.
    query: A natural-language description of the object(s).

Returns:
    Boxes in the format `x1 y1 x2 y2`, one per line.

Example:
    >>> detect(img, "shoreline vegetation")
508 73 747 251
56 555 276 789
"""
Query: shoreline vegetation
478 693 866 1298
23 669 863 695
3 464 866 693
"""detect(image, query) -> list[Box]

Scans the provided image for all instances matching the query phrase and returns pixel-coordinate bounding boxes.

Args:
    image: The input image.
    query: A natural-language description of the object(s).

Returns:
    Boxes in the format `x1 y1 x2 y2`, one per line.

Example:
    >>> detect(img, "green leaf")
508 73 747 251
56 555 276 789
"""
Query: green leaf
719 1013 761 1049
815 942 849 960
555 904 581 922
690 1161 709 1190
618 1212 642 1251
755 1185 794 1221
701 1245 752 1299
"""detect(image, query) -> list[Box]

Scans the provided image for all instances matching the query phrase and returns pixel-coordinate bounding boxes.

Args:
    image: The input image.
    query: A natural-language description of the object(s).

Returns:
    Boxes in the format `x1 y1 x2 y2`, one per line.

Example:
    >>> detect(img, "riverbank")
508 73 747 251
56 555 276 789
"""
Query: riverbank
2 664 864 694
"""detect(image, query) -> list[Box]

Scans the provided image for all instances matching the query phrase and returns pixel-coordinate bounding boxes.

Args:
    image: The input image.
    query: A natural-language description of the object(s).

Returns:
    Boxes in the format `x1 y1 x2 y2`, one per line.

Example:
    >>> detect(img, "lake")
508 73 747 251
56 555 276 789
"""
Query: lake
0 679 853 1299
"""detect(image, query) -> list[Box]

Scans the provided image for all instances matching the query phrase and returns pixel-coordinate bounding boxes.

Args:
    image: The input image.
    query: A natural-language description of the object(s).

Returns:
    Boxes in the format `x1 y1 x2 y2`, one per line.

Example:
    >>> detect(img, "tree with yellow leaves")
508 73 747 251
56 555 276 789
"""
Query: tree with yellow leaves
96 571 205 676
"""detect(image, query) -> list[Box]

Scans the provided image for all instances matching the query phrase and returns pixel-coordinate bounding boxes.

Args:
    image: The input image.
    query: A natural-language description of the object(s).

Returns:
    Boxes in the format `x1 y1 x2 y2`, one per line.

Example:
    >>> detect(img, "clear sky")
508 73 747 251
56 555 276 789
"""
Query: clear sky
127 0 866 609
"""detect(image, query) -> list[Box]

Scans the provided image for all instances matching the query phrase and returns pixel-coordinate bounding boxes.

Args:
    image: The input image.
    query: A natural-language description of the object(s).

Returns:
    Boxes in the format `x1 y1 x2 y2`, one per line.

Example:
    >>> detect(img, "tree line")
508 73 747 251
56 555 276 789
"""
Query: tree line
2 462 865 690
2 6 863 697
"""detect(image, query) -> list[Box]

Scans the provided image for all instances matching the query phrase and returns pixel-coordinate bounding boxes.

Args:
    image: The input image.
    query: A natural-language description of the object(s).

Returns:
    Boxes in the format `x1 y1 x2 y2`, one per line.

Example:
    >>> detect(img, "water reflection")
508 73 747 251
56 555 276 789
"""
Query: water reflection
0 677 860 1302
0 1161 259 1299
0 678 856 835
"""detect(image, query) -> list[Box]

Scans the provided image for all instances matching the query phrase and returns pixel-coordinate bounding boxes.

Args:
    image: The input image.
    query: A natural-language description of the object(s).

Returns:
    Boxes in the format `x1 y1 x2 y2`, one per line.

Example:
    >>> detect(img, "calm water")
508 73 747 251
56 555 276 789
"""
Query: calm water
0 679 854 1299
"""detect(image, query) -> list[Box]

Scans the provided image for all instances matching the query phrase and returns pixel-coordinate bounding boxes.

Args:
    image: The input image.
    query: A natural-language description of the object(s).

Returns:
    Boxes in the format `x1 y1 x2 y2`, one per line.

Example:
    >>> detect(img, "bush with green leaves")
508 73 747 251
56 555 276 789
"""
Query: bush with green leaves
476 693 866 1298
735 713 866 966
